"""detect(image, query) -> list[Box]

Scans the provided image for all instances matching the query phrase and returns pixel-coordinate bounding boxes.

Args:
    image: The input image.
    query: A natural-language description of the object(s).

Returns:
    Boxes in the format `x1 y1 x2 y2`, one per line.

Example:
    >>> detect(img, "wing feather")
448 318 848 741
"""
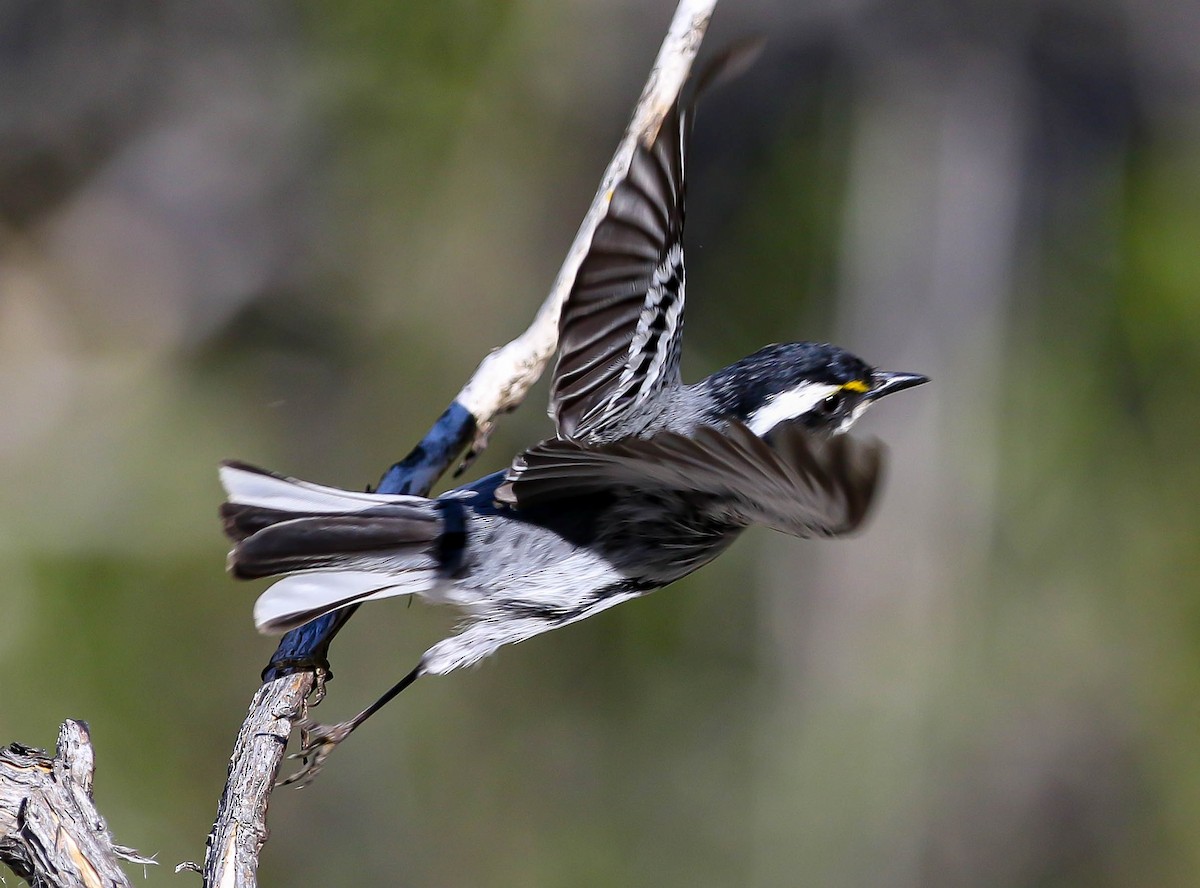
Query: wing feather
549 99 689 441
548 43 763 442
498 422 883 538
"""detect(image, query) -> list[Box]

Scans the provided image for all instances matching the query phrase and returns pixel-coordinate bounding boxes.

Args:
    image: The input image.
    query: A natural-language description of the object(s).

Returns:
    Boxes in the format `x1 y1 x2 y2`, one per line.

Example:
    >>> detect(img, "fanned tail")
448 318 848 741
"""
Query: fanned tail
218 461 447 634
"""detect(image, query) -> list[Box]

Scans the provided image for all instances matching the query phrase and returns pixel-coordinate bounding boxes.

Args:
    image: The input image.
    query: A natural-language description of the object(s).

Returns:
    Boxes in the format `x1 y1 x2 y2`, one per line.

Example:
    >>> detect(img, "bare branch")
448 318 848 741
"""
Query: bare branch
201 680 308 888
456 0 718 426
0 720 154 888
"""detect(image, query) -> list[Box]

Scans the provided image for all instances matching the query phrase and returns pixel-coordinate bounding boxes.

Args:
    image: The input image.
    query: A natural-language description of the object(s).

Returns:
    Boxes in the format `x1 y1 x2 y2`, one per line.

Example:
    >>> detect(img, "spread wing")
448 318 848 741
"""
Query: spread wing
549 43 762 442
549 98 690 441
496 422 883 539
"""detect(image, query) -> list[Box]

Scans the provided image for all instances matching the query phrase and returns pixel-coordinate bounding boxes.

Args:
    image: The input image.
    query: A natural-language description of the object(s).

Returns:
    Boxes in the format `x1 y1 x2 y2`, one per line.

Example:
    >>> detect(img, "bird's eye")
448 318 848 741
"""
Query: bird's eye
819 393 844 416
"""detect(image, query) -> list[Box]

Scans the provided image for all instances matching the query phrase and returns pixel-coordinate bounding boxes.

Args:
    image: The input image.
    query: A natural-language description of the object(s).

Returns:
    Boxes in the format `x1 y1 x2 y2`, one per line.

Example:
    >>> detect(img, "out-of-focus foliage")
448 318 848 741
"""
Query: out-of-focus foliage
2 0 1199 885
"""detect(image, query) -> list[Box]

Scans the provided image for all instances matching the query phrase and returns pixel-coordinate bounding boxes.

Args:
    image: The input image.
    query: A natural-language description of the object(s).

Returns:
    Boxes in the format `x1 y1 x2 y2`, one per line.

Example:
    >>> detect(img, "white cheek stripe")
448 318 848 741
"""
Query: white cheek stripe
746 383 840 435
838 401 873 434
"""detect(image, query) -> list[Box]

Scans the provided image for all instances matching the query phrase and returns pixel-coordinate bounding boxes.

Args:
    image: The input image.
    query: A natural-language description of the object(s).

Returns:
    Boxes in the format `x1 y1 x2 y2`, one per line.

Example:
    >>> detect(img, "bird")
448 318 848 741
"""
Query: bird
219 53 927 772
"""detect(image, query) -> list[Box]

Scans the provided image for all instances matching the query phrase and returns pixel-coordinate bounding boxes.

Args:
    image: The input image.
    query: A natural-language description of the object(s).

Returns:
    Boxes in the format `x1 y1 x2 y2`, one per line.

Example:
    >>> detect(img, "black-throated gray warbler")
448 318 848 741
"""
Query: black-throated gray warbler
220 58 926 742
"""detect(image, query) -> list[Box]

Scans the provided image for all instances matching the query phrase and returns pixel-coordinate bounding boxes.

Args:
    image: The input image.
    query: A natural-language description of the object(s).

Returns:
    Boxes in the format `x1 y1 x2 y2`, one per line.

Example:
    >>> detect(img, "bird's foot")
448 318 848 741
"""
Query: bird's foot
308 665 330 706
279 717 353 788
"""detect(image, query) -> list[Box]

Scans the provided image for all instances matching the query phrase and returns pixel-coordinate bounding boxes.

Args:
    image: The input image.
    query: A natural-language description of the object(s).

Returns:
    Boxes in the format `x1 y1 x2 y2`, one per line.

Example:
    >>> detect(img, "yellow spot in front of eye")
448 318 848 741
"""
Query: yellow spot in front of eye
842 379 870 394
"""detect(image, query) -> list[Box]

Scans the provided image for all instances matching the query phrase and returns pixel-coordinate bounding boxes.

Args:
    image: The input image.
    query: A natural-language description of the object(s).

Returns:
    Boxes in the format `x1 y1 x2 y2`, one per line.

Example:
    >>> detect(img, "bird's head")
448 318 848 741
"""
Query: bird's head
704 342 928 436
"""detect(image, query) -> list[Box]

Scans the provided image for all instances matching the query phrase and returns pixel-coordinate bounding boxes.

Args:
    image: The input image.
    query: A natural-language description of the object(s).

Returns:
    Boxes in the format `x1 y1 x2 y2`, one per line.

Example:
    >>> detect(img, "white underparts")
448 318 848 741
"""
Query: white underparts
421 588 642 675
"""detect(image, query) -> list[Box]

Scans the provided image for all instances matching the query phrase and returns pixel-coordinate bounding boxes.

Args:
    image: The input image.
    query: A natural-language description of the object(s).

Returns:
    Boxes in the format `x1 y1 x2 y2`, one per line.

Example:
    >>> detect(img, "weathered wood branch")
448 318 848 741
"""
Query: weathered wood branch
455 0 718 428
201 2 721 886
0 720 154 888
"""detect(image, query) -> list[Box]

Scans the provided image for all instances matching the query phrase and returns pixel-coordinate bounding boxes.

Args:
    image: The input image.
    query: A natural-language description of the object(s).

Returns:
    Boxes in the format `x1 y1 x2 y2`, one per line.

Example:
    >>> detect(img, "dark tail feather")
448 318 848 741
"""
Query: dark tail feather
221 502 312 542
229 511 441 580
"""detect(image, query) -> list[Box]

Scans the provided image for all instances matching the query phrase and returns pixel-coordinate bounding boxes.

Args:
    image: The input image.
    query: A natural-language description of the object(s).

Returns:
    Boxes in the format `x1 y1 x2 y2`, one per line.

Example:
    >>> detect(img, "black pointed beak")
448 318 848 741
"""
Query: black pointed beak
866 371 929 401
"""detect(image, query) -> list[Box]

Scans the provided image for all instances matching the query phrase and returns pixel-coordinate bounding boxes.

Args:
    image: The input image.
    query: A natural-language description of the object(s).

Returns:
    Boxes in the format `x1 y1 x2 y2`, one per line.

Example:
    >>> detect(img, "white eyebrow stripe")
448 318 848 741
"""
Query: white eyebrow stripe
746 383 840 436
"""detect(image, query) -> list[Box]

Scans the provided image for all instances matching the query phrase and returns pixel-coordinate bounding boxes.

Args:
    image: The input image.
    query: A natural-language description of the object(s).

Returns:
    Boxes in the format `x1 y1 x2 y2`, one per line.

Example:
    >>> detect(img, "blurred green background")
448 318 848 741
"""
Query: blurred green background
3 0 1200 885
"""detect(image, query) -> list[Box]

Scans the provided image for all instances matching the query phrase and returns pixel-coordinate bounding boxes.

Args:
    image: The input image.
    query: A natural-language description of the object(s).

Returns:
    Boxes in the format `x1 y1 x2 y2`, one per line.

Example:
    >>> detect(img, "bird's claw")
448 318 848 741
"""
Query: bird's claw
309 666 330 706
279 717 354 789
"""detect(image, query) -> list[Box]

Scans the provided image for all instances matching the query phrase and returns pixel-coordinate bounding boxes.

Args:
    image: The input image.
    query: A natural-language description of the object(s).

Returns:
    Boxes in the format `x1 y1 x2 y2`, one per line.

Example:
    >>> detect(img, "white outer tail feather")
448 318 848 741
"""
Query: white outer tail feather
253 569 439 634
219 462 425 513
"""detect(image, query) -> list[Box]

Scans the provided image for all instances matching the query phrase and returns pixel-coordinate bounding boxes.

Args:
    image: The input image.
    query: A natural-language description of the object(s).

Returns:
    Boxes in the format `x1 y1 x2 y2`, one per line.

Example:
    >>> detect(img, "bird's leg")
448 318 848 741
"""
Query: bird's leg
282 663 424 788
